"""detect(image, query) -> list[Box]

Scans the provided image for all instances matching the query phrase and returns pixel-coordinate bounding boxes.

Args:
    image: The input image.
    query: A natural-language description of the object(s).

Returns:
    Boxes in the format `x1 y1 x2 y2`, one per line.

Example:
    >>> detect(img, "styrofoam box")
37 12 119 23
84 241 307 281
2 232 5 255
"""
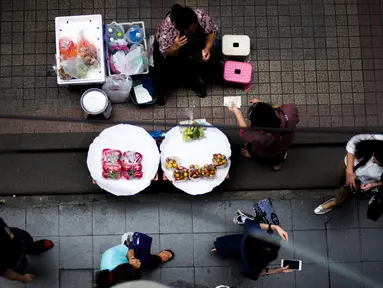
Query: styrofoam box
55 15 106 85
106 21 149 76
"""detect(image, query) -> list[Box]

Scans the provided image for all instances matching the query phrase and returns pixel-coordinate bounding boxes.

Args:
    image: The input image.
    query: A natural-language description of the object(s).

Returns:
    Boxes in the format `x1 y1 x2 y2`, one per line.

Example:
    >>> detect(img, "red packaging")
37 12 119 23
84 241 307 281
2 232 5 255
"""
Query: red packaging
101 149 122 180
102 149 122 163
121 151 144 180
102 161 122 180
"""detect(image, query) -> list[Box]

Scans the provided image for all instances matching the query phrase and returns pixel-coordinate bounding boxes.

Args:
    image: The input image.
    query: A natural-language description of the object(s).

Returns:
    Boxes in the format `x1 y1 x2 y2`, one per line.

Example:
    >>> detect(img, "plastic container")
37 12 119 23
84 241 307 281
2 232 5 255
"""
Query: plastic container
107 22 125 43
105 21 149 76
125 25 144 45
80 88 112 119
130 76 157 106
55 15 105 85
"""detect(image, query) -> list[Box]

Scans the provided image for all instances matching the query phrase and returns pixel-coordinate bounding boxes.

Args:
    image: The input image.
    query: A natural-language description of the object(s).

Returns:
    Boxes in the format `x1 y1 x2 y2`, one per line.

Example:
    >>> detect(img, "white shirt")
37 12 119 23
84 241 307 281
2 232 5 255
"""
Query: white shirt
344 134 383 184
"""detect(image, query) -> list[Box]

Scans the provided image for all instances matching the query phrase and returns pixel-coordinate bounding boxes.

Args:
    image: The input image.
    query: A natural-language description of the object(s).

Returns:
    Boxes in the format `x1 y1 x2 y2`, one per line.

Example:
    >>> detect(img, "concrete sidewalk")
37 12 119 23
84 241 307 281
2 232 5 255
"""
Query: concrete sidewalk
0 193 383 288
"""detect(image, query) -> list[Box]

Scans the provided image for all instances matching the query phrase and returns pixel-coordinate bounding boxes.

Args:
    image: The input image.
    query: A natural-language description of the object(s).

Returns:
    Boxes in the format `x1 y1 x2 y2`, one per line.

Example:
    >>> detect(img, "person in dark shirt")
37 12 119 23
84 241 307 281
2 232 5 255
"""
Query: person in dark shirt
227 99 299 171
0 217 53 284
212 211 292 280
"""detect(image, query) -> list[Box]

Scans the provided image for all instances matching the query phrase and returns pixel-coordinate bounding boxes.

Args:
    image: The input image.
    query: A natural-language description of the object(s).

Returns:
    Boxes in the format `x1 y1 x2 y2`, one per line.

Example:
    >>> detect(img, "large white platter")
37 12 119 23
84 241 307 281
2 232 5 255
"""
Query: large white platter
87 124 160 196
160 125 231 195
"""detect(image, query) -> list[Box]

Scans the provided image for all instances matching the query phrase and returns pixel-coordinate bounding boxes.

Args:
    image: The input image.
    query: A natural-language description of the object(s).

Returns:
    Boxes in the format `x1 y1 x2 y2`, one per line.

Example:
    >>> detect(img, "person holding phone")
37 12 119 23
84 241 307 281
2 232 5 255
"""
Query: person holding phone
95 232 174 288
153 4 221 105
314 135 383 215
227 99 299 171
211 211 292 280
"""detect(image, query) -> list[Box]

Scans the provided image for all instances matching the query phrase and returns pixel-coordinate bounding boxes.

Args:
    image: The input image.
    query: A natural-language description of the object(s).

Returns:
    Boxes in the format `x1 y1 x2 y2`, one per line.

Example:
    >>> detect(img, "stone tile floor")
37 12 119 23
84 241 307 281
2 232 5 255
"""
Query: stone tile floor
1 0 383 134
1 196 383 287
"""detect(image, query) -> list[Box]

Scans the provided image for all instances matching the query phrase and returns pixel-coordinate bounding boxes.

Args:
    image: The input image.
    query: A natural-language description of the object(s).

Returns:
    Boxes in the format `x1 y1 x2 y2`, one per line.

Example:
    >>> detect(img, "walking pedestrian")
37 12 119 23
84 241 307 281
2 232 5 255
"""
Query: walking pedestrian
227 99 299 171
314 134 383 214
212 210 292 280
0 217 54 284
95 232 174 288
153 4 221 104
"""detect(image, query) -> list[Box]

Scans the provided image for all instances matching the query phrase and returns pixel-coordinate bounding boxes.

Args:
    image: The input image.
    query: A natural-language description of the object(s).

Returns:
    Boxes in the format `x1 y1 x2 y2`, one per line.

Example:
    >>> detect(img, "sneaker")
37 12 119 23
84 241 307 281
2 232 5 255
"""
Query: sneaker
233 209 255 225
27 240 54 255
314 198 335 215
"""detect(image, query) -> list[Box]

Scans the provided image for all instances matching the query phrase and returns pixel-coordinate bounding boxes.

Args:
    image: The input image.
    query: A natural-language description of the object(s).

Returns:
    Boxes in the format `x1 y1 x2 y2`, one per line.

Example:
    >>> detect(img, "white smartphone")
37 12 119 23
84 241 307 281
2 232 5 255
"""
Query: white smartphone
281 259 302 271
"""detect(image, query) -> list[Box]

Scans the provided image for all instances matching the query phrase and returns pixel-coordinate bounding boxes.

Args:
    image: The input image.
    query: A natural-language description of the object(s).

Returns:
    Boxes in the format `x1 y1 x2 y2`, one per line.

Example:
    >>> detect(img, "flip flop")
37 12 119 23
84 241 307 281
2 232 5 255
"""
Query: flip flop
158 250 174 263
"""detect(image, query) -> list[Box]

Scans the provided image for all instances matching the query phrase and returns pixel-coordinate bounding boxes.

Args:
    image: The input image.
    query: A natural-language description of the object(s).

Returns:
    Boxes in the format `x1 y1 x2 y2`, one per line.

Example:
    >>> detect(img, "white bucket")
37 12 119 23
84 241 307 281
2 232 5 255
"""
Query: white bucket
80 88 112 119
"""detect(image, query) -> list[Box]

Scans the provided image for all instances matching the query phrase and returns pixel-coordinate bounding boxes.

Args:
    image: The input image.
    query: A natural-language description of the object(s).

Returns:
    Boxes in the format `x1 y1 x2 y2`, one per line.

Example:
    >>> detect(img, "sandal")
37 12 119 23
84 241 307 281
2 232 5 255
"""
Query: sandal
157 250 174 263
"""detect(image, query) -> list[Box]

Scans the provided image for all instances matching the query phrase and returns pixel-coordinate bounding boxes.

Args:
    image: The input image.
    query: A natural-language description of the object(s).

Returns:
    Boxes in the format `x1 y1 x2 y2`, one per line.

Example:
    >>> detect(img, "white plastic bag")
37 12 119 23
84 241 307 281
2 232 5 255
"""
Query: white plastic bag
102 74 133 103
126 47 144 75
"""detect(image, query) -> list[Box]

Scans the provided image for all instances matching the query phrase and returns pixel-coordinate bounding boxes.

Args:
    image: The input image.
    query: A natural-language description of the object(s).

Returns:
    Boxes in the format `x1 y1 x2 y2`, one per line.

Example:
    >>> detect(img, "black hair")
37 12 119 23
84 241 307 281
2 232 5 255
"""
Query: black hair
248 102 281 129
244 235 280 270
95 263 140 288
354 139 383 168
171 4 198 32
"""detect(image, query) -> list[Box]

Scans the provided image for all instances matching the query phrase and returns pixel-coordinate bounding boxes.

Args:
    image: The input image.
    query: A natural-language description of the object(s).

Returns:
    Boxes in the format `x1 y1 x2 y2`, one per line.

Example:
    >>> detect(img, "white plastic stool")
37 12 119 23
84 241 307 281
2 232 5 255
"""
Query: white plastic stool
222 35 251 58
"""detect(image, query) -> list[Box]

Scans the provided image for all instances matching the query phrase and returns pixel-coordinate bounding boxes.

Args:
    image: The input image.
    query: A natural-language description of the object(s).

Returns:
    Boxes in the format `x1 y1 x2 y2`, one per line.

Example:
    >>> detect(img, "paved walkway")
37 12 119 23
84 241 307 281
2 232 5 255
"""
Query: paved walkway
1 194 383 287
1 0 383 134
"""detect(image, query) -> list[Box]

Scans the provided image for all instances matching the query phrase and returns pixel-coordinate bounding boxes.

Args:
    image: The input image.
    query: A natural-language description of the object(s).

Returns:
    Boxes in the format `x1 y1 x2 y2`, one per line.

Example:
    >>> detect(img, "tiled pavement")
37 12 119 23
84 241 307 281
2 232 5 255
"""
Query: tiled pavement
1 196 383 287
0 0 383 134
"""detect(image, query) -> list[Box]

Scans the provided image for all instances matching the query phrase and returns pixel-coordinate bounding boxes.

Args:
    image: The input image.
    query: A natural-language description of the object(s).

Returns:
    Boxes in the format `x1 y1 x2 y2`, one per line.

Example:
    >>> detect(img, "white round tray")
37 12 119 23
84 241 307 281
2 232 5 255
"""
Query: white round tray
160 125 231 195
87 124 160 196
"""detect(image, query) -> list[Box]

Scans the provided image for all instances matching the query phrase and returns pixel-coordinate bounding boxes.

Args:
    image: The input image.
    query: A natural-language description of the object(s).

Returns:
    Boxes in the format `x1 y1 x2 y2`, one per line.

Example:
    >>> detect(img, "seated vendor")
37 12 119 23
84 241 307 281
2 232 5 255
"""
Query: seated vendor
153 4 221 105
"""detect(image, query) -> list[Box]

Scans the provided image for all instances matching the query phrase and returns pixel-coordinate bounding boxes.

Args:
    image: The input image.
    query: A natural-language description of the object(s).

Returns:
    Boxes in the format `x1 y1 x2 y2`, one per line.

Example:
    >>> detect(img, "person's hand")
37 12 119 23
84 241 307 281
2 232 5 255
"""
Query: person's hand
346 171 357 190
227 102 240 113
360 182 377 192
202 47 211 61
275 226 289 242
129 257 141 270
174 32 187 50
281 266 293 273
22 274 34 284
249 98 262 104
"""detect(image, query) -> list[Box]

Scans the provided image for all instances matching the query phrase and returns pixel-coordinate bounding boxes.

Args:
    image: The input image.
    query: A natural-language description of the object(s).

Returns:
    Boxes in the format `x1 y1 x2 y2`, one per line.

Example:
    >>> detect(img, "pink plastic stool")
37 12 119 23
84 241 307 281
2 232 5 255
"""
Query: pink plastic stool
223 60 253 92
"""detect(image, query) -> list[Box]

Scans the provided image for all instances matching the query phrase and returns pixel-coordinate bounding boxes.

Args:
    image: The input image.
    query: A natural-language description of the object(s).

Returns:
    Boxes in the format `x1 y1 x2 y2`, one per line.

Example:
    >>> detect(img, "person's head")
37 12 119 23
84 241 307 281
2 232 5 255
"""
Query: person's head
248 102 281 129
171 4 198 35
95 264 139 288
355 139 383 167
244 235 280 270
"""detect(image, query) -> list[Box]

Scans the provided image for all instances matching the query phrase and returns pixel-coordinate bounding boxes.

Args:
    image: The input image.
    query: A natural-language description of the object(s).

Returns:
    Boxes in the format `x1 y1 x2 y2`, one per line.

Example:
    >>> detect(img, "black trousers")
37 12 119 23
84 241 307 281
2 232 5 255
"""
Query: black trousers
9 228 35 274
152 40 222 104
147 254 162 269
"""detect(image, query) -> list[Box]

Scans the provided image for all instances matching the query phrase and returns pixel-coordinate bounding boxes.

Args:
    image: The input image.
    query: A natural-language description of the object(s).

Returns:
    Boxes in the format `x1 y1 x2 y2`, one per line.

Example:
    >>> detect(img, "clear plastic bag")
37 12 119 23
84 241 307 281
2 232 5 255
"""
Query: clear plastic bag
102 74 133 103
59 58 89 79
77 32 99 67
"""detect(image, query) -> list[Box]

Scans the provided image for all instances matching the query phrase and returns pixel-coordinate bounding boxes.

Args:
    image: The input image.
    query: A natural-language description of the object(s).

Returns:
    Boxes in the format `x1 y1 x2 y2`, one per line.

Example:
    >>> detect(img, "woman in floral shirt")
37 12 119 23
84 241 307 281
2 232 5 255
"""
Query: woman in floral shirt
153 4 220 105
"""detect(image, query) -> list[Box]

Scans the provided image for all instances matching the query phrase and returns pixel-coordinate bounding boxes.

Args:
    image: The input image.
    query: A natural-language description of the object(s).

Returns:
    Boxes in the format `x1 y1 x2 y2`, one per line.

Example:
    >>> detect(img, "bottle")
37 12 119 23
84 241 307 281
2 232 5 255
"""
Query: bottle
107 22 124 43
125 25 144 45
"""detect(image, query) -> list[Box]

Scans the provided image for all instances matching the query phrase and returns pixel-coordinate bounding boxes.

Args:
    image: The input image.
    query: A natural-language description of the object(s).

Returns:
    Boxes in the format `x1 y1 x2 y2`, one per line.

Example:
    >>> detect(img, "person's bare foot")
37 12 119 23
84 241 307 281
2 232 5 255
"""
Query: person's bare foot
157 250 174 263
241 147 251 158
211 248 217 253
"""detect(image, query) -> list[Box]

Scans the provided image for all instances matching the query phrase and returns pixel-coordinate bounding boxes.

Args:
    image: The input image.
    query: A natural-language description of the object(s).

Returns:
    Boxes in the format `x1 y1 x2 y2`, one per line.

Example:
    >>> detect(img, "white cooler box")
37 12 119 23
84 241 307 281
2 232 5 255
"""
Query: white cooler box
55 15 106 85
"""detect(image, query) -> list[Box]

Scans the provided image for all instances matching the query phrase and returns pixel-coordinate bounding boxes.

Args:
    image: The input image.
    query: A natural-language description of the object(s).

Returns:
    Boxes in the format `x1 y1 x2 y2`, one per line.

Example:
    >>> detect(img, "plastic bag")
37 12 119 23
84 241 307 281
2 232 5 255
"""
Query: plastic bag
189 164 202 181
201 164 217 180
59 58 89 79
173 166 189 182
102 74 132 103
121 151 143 180
59 37 77 60
165 157 180 170
78 32 99 67
101 149 123 180
125 47 144 75
212 153 228 169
